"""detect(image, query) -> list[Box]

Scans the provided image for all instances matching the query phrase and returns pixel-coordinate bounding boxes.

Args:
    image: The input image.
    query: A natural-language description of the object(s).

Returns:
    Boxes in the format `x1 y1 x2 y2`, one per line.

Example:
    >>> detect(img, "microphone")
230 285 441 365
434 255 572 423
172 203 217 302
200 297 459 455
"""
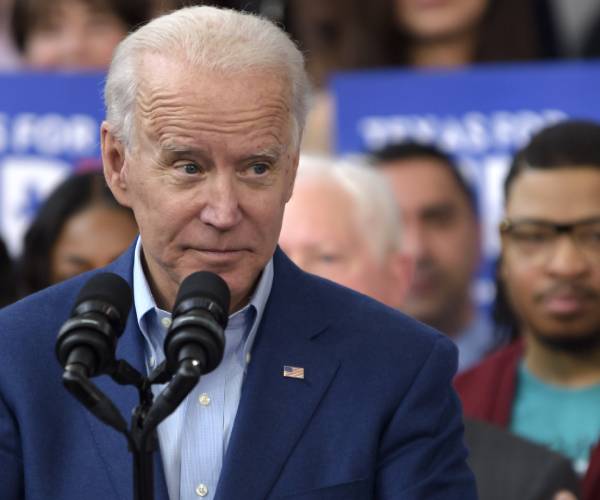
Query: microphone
142 271 229 434
164 271 230 376
56 272 132 378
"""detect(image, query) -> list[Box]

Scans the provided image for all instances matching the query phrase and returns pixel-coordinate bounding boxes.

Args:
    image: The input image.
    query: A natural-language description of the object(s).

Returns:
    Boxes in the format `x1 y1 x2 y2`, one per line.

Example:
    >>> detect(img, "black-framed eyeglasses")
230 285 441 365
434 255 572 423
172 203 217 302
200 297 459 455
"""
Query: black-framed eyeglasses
499 217 600 262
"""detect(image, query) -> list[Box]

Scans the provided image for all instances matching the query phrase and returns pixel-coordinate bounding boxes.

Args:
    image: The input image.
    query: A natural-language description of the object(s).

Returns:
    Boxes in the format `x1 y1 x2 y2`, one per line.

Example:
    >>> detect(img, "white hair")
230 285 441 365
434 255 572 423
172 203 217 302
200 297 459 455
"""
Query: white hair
104 5 310 147
295 155 403 259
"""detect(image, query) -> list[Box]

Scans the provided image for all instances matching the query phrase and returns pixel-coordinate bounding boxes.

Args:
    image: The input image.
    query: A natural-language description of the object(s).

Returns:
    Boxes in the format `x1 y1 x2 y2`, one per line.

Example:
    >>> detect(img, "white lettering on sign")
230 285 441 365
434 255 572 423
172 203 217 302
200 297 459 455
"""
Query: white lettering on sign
358 109 568 154
10 113 98 156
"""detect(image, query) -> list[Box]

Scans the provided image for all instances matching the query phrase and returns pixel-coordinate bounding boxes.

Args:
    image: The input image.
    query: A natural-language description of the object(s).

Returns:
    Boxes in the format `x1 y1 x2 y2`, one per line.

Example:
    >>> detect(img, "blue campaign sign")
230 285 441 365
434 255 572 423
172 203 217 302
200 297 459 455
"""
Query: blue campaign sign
332 60 600 304
0 72 105 255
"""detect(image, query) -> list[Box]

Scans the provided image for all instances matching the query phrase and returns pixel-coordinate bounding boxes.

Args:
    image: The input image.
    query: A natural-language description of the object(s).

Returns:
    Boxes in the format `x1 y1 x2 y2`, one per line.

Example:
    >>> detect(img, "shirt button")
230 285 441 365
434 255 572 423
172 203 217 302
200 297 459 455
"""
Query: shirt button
149 356 156 368
195 483 209 497
245 352 251 364
198 393 211 406
161 317 172 328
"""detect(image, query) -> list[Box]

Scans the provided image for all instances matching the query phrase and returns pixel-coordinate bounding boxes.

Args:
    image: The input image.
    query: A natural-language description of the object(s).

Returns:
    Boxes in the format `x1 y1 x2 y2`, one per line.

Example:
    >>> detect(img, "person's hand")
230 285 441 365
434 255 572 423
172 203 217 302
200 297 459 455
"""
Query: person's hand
553 490 577 500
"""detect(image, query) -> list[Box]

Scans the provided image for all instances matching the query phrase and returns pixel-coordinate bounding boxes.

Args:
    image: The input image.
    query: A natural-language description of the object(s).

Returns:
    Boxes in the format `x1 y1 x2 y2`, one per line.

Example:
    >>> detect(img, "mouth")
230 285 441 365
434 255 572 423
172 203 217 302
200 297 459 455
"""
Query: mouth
539 288 596 316
198 248 244 253
186 247 250 260
410 268 441 294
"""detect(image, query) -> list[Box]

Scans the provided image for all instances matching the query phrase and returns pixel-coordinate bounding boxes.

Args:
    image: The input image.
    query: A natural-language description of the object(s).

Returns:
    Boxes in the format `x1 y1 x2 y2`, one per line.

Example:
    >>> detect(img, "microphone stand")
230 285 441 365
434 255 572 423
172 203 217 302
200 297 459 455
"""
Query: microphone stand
62 358 202 500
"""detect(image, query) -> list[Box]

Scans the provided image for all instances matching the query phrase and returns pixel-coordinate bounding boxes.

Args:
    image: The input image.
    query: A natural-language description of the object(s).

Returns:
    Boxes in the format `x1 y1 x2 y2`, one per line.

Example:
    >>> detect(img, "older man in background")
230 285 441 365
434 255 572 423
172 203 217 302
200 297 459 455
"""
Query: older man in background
279 155 412 309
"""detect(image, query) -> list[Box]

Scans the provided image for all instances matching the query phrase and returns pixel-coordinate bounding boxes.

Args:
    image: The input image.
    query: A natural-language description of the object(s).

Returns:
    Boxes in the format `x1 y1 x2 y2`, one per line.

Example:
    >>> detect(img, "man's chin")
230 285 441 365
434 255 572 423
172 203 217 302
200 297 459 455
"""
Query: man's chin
531 328 600 353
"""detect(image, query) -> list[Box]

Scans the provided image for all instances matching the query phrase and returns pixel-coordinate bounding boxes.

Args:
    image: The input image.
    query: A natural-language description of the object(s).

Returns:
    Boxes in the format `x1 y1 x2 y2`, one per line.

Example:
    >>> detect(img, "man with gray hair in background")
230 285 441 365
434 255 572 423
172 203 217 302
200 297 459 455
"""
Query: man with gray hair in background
280 155 412 310
0 6 475 499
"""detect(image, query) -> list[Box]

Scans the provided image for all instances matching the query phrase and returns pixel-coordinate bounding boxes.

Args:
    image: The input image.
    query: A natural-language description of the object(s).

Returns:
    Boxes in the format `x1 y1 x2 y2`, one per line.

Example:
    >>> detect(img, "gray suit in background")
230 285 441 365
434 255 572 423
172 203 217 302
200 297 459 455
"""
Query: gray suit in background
465 419 580 500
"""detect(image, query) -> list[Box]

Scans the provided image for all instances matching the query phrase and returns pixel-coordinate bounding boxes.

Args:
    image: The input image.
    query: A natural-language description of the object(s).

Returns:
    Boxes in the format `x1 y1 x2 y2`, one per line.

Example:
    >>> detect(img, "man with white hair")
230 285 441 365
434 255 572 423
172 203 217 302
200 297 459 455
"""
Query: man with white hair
0 6 475 500
280 156 411 308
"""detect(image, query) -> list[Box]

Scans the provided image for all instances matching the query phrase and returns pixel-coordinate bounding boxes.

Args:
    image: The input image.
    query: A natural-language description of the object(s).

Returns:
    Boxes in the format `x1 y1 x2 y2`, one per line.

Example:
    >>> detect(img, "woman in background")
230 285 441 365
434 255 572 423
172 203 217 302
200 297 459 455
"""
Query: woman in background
11 0 151 69
19 171 138 296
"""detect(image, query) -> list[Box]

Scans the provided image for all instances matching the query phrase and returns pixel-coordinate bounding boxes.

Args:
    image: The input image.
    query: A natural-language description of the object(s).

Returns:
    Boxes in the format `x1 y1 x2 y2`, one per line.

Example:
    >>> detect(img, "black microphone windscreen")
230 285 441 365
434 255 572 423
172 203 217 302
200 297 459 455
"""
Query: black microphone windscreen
73 273 132 327
175 271 230 322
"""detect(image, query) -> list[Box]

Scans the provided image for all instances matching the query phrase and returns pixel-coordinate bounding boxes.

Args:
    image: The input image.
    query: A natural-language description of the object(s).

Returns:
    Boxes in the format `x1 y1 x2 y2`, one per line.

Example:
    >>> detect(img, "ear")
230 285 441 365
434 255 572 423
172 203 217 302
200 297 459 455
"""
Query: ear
101 121 132 208
385 250 414 309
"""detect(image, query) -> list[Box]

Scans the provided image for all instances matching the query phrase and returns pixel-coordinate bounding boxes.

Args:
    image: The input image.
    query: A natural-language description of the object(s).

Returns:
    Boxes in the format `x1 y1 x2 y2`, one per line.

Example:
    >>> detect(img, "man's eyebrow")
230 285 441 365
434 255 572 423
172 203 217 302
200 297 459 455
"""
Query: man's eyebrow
247 145 285 161
160 143 208 156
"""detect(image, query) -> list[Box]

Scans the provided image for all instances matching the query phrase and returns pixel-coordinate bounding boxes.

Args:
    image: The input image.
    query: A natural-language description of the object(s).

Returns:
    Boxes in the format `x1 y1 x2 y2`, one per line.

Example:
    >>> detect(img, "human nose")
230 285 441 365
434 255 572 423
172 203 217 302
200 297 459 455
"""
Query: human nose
545 235 590 278
402 224 428 260
199 173 243 230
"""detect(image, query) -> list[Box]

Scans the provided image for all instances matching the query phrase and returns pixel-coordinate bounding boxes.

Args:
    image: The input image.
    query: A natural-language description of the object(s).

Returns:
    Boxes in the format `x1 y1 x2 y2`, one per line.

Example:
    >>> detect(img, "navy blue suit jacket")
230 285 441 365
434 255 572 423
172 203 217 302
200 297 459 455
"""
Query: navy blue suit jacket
0 245 476 499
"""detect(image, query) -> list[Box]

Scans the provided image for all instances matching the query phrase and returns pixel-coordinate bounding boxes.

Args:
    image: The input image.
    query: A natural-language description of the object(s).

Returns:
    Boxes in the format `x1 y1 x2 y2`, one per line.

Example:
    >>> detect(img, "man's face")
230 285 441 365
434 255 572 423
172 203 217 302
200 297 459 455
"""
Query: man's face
379 158 480 334
102 54 299 311
279 178 409 308
501 168 600 347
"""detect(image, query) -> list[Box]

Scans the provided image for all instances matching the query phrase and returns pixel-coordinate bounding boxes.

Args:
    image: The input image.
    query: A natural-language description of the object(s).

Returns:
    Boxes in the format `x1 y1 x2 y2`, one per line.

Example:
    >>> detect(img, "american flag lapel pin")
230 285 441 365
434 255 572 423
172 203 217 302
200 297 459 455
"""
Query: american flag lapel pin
283 365 305 379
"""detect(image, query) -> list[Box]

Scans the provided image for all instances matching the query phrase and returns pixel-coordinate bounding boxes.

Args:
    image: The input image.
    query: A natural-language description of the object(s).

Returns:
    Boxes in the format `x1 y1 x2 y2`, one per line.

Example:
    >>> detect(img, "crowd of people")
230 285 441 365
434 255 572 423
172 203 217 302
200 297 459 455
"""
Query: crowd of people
0 2 598 500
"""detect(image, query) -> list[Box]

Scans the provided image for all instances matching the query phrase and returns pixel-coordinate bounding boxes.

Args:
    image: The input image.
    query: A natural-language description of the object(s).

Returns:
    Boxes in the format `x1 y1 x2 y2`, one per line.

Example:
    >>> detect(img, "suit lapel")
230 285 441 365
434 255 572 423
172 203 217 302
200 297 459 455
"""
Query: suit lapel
79 244 169 500
216 250 340 500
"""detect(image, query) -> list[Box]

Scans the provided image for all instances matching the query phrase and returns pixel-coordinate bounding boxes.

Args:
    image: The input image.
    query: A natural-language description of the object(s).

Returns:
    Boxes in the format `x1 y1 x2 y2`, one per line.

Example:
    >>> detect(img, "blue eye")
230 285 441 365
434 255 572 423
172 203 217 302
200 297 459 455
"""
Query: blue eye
183 163 198 174
251 163 268 175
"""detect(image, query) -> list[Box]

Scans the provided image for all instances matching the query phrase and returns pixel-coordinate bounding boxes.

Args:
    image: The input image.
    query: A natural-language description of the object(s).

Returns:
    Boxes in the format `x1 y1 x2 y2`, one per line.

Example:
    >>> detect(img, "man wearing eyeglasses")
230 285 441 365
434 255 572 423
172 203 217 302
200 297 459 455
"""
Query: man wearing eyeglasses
455 120 600 500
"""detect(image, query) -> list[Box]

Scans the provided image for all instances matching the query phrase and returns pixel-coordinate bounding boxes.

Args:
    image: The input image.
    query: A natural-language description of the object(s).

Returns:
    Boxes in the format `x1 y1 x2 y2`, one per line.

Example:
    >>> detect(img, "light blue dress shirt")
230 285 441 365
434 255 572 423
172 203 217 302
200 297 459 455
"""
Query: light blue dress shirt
132 238 273 500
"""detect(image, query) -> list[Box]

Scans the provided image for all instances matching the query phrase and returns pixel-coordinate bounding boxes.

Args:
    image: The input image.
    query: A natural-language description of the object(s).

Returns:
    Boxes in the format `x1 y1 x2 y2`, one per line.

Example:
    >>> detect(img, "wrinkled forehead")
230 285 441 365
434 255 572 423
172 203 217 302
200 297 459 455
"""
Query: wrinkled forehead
133 51 295 128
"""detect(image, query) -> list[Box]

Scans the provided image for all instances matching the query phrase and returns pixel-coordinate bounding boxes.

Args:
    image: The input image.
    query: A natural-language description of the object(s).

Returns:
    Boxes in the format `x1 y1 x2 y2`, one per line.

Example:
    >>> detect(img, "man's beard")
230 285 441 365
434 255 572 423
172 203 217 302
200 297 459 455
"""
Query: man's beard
526 281 600 353
530 328 600 354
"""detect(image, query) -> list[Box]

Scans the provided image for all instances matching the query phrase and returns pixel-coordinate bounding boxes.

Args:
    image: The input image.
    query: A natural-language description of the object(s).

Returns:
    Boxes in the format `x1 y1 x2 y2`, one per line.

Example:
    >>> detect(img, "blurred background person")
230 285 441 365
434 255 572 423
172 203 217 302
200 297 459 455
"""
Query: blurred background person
466 417 580 500
279 155 411 309
285 0 545 89
19 170 137 296
371 142 500 372
0 0 20 68
386 0 545 68
279 154 580 500
11 0 151 69
455 120 600 500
